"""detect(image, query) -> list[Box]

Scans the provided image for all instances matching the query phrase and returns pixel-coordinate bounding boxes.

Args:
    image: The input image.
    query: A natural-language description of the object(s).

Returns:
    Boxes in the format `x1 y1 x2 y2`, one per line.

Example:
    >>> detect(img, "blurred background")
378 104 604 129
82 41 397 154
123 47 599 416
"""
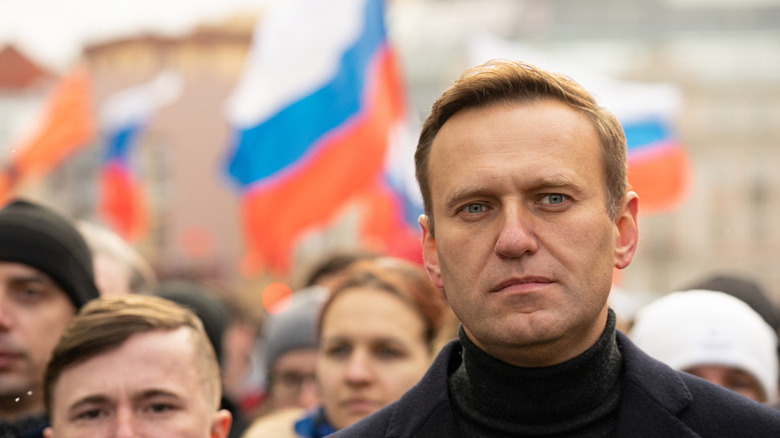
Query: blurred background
1 0 779 317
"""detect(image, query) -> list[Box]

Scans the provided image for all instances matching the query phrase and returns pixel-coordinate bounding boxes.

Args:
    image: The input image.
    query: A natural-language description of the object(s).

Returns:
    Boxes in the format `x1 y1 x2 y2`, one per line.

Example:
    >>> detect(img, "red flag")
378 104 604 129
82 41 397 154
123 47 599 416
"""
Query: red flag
0 67 95 202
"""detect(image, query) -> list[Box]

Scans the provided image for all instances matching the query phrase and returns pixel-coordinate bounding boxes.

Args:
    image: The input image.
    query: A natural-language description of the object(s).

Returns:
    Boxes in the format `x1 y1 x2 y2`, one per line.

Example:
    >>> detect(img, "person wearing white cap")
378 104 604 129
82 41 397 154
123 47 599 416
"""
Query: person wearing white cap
630 290 779 404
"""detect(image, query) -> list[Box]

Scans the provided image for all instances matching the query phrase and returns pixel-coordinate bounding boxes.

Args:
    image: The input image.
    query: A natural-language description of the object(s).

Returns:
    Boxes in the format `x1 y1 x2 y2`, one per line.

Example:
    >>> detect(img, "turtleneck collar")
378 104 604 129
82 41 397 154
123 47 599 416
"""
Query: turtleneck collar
448 309 623 436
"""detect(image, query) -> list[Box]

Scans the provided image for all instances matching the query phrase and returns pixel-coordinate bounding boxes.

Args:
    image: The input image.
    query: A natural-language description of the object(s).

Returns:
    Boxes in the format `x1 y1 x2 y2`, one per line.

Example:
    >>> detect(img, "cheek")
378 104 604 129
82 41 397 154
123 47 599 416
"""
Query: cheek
376 356 431 399
557 217 614 267
315 359 341 394
435 231 484 284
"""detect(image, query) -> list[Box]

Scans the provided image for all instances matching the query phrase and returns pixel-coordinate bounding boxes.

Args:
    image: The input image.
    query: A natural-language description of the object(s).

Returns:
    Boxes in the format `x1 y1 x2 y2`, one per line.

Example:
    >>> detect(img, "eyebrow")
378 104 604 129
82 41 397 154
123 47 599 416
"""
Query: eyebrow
67 394 112 415
323 335 408 347
443 175 580 211
443 186 490 211
67 389 182 412
9 273 53 284
131 389 183 404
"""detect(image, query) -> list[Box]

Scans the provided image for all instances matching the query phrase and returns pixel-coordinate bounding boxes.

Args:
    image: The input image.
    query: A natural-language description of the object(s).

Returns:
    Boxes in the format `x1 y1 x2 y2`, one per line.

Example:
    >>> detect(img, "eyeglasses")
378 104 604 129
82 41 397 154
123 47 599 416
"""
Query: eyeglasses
272 371 318 395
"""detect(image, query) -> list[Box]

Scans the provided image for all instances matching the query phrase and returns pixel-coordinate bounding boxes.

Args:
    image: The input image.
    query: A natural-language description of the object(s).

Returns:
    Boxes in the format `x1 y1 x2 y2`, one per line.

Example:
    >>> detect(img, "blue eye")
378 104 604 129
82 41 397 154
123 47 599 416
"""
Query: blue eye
542 194 566 205
465 204 484 213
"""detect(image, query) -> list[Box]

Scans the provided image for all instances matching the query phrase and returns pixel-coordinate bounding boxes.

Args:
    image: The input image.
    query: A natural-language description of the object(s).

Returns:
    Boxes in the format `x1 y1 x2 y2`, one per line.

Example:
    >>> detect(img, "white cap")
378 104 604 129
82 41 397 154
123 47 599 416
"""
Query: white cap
630 290 779 404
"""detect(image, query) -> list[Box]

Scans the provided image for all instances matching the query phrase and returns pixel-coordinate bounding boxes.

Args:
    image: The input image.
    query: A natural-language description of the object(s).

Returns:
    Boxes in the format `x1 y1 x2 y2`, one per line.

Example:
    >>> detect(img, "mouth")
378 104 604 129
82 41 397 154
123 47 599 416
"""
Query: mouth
490 276 554 293
0 352 22 369
340 398 381 414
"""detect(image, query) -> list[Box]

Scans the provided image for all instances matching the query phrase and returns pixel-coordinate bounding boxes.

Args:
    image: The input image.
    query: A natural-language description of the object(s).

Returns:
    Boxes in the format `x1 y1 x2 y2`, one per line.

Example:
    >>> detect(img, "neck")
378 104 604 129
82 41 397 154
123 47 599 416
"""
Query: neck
448 309 624 435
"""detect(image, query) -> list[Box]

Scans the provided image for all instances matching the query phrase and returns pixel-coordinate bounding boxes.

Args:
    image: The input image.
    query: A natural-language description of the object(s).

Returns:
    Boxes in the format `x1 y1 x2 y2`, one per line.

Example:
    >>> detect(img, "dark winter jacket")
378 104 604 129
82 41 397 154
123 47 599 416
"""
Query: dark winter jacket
332 332 780 437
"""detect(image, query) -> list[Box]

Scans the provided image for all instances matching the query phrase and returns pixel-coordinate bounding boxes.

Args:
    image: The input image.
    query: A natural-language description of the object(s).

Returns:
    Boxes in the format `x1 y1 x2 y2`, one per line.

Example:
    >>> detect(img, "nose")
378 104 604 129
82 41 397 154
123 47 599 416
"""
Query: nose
344 350 374 386
494 206 539 259
113 407 139 438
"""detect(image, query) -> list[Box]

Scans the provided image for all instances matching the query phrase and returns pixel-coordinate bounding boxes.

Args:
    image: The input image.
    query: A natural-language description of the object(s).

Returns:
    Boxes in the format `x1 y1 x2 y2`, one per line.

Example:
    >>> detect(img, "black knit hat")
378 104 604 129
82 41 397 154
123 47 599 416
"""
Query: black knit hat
0 199 99 309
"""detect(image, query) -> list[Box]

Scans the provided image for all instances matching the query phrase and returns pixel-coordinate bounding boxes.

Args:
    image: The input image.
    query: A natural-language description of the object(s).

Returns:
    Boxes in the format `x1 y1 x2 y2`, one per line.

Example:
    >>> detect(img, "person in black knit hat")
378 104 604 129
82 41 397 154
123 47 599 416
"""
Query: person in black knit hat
0 199 99 438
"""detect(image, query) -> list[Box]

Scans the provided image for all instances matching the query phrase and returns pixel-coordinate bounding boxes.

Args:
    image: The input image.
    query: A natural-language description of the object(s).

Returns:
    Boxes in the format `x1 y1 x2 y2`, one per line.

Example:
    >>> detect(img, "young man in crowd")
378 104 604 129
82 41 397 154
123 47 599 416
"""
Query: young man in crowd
0 199 100 437
43 294 232 437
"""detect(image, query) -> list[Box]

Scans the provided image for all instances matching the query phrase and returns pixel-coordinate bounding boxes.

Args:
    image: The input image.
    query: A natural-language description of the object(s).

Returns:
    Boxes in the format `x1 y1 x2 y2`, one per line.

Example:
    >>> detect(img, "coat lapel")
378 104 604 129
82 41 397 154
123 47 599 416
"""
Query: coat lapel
385 340 462 438
616 332 702 438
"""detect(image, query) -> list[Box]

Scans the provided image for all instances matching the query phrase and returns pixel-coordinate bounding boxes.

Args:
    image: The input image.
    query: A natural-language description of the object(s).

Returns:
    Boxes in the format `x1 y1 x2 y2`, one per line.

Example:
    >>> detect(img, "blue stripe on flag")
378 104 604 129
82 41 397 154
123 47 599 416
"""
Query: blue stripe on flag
622 120 669 151
227 0 387 188
104 124 143 162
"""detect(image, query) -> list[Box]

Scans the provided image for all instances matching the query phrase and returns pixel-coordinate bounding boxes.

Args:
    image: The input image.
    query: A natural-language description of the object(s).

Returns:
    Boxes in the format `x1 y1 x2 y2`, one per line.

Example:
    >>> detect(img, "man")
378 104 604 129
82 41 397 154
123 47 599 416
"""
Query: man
0 199 100 437
259 287 325 414
332 60 780 437
43 294 232 437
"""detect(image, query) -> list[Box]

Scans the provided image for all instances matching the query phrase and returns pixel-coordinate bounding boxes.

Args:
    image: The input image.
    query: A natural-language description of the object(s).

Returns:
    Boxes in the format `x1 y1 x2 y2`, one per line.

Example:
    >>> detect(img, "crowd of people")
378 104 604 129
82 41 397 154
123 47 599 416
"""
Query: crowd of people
1 59 779 437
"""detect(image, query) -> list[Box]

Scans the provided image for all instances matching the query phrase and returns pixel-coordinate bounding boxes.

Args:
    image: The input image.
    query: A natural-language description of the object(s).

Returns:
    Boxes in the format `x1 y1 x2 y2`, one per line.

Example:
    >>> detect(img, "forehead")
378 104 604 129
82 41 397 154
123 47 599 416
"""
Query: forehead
321 288 425 340
0 261 56 281
433 100 597 156
52 328 205 403
429 101 602 197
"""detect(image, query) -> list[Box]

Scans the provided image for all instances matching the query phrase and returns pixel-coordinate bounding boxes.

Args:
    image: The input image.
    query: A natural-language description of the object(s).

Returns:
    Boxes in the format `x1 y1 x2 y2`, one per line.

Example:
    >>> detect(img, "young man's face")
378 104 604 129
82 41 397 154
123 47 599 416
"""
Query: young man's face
45 328 231 438
0 262 75 415
421 100 638 367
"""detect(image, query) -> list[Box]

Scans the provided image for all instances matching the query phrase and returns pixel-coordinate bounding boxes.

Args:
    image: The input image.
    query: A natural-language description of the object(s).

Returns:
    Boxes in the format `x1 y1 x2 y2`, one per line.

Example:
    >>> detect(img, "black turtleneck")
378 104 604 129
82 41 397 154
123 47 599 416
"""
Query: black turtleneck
448 309 624 438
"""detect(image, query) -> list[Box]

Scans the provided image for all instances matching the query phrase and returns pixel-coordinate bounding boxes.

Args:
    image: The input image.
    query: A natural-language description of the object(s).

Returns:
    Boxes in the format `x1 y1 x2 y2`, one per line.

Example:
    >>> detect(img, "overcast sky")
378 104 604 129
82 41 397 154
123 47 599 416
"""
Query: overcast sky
0 0 268 71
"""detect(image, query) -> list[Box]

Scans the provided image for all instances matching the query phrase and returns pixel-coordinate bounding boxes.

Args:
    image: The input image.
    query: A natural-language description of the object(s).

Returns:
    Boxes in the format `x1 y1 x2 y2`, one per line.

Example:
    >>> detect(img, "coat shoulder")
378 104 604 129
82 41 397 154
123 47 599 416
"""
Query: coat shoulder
617 331 780 437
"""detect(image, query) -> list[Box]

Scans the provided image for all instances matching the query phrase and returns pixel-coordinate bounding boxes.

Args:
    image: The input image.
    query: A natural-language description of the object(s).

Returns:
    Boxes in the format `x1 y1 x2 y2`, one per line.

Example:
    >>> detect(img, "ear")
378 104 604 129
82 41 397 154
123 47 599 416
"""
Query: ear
43 427 54 438
210 409 233 438
613 191 639 270
419 215 444 289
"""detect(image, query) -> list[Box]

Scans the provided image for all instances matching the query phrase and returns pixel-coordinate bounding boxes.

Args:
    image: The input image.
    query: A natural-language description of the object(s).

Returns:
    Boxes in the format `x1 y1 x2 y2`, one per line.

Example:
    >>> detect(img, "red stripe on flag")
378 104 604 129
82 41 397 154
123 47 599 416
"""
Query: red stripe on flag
627 142 690 214
0 67 95 203
99 163 148 242
14 67 95 178
355 178 422 266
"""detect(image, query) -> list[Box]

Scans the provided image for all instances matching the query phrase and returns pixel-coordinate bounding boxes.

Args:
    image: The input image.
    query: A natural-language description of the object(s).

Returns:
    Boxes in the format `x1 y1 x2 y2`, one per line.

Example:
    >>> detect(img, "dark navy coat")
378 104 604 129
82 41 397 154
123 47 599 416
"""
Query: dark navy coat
331 332 780 437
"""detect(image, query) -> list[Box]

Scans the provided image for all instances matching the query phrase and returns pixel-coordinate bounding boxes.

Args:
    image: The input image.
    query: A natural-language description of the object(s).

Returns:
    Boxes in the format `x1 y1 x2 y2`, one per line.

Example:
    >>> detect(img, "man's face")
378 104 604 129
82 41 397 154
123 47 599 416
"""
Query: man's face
685 365 767 403
45 328 231 438
421 100 638 367
0 262 75 410
268 348 319 411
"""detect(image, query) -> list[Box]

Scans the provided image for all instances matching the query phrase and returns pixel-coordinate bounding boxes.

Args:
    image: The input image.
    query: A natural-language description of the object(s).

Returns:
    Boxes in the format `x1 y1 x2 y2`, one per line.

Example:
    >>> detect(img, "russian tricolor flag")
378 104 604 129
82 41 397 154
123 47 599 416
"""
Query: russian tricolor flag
622 113 689 213
98 71 182 241
225 0 415 274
